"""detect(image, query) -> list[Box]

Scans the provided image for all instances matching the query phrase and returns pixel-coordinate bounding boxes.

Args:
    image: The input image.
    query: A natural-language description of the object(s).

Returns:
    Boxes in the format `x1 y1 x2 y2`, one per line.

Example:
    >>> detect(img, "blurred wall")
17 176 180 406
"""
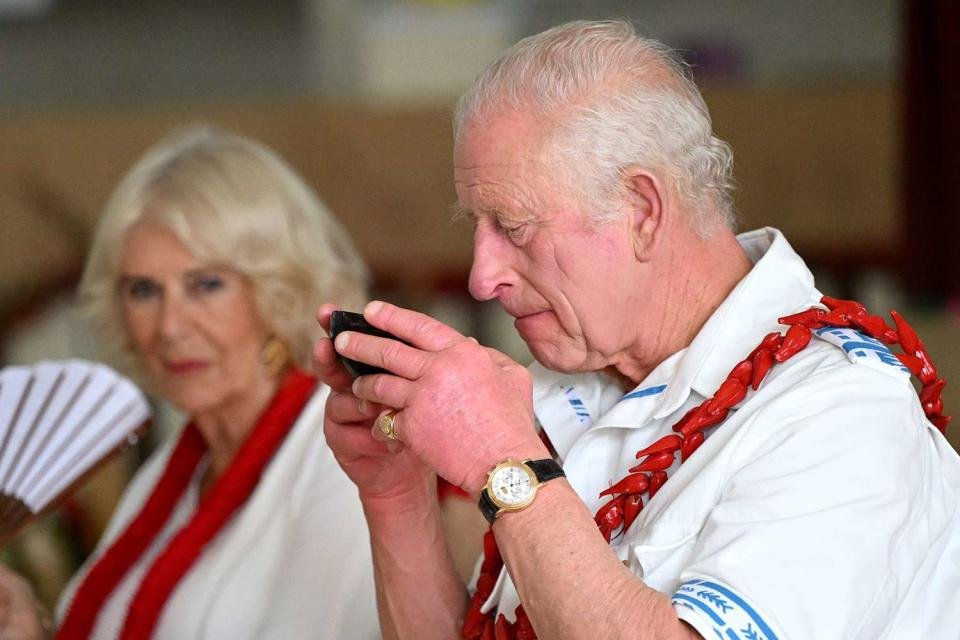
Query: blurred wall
1 0 957 601
0 1 898 109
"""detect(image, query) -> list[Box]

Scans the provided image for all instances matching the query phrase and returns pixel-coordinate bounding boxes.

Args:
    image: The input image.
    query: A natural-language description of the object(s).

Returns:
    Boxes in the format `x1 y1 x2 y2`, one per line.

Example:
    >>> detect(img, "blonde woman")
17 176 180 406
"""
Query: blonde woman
1 127 379 639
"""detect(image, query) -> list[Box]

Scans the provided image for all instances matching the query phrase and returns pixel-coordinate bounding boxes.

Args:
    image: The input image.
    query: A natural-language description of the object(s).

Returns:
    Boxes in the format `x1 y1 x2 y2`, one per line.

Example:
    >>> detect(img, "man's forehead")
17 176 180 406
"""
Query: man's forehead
453 159 520 178
455 109 548 163
453 155 531 195
453 167 539 211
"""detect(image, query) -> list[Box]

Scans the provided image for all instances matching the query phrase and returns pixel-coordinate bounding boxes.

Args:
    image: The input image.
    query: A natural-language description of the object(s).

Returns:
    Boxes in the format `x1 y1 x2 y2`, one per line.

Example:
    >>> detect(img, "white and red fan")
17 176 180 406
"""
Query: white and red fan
0 359 151 545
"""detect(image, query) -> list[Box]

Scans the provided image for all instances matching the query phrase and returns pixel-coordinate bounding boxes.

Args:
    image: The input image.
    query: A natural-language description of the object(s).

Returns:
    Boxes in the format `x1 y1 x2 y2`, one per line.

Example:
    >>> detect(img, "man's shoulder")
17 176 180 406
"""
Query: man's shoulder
730 329 925 460
762 324 914 398
808 325 913 381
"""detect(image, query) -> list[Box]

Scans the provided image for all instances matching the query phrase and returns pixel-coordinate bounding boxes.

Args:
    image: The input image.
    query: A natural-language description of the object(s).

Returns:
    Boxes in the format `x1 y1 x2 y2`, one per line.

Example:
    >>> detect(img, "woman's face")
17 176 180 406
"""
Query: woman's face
118 222 273 418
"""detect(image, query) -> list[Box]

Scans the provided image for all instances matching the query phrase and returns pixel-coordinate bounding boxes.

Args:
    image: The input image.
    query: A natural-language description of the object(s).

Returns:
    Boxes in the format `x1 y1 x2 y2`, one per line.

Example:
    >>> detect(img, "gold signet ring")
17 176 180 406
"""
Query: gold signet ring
376 410 400 440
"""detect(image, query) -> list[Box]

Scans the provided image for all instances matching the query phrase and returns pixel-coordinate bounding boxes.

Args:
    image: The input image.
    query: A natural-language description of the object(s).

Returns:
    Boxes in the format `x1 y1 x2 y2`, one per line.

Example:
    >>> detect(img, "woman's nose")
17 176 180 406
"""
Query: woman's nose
158 294 190 340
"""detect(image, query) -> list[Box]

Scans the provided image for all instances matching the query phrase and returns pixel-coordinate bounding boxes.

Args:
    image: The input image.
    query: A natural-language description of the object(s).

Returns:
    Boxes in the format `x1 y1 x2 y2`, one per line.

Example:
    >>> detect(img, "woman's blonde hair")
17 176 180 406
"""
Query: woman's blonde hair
78 125 369 377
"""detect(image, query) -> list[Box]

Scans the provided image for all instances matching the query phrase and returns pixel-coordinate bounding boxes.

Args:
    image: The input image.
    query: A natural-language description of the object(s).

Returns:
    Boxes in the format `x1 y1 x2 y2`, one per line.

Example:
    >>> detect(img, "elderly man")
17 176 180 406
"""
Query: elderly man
315 20 960 640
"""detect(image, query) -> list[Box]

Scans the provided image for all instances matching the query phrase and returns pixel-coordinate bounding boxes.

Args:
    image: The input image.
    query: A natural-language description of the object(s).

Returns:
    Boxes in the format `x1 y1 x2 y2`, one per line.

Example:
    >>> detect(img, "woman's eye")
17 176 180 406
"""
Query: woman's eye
126 279 159 300
192 275 225 294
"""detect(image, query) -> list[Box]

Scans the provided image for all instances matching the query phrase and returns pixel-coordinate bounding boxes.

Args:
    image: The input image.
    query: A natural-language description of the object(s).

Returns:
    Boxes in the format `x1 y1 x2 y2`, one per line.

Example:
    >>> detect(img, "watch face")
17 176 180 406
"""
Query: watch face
489 463 537 508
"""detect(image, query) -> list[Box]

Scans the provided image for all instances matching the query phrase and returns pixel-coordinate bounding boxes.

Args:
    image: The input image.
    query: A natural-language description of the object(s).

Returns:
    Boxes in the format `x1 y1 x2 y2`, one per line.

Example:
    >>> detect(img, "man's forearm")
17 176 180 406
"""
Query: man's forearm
362 478 468 639
495 480 699 640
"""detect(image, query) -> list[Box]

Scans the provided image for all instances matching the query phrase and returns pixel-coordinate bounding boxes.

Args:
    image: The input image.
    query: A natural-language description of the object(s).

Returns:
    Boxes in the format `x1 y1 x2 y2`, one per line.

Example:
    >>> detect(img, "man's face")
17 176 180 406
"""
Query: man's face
456 114 647 374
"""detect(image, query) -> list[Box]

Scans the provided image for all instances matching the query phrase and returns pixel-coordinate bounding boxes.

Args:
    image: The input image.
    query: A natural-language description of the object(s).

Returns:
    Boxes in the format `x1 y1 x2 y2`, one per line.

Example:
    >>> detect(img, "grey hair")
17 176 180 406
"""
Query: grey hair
78 125 369 378
454 20 735 234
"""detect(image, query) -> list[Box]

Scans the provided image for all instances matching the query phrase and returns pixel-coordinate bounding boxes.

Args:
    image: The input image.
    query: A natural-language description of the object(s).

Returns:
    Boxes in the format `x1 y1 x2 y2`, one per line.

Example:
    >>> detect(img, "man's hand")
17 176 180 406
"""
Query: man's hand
316 305 472 640
314 304 434 502
330 301 548 495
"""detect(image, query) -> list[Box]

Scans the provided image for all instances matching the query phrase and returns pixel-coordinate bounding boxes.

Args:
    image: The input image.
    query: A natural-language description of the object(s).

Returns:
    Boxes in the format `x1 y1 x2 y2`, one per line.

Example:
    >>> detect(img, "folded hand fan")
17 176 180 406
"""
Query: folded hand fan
0 359 151 546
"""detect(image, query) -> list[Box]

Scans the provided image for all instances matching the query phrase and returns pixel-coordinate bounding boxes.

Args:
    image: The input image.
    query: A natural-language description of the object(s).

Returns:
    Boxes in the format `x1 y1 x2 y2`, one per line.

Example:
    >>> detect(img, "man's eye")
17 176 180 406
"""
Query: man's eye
496 218 526 239
126 279 159 300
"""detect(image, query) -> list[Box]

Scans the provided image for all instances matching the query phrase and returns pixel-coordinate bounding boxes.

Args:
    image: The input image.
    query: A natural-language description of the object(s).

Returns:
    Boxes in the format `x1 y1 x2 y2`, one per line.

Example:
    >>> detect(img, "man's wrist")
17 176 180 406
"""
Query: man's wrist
467 441 552 496
359 472 439 518
477 456 564 524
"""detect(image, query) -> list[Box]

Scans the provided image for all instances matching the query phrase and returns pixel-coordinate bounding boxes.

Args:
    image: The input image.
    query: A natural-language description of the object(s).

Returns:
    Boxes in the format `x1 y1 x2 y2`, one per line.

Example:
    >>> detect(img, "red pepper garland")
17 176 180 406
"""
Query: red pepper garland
462 297 951 640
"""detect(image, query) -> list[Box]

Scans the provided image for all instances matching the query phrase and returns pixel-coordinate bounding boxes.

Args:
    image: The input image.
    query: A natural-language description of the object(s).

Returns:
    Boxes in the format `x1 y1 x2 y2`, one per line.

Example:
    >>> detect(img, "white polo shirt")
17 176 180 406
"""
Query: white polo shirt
480 228 960 639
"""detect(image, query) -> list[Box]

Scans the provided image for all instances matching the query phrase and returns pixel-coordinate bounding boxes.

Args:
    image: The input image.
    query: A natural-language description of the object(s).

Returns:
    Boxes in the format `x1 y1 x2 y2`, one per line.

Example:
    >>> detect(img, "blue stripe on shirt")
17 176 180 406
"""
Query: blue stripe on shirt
621 384 667 400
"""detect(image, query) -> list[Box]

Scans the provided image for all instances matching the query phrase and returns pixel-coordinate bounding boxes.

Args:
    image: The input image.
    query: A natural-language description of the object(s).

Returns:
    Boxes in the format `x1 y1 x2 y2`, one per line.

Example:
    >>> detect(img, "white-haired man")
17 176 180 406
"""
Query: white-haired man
316 20 960 640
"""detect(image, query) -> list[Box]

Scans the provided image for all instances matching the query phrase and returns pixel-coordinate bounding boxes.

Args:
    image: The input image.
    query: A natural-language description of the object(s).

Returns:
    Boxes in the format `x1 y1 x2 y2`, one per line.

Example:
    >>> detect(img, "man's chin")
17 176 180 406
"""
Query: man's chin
525 340 585 374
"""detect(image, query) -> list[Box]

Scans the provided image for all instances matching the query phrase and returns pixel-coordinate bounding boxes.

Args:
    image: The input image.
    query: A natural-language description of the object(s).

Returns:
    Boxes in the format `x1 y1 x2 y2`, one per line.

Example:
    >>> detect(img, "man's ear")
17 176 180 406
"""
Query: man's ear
619 165 666 261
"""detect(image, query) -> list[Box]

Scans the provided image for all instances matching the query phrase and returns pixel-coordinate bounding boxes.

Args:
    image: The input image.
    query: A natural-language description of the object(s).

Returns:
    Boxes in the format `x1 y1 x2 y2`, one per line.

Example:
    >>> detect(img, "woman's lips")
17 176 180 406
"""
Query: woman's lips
164 360 209 374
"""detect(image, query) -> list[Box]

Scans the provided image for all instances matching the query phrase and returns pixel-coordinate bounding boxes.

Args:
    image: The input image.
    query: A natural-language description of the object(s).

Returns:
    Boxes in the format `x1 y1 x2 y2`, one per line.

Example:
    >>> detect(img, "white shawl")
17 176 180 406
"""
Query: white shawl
57 385 380 639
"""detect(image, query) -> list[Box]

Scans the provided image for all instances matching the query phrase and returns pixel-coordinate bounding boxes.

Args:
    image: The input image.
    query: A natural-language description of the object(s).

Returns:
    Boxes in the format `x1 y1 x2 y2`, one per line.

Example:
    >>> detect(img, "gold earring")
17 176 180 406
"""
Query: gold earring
261 335 291 377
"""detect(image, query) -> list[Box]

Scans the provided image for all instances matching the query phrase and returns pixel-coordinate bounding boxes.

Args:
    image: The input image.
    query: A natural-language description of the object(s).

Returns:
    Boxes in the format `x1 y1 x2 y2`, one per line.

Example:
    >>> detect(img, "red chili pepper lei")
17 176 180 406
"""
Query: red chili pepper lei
778 308 825 327
773 323 812 362
628 451 675 473
514 606 536 640
461 299 950 639
633 434 682 459
751 348 775 390
648 470 669 497
599 472 649 498
728 359 754 386
494 614 514 639
621 493 645 533
706 378 747 414
681 431 705 461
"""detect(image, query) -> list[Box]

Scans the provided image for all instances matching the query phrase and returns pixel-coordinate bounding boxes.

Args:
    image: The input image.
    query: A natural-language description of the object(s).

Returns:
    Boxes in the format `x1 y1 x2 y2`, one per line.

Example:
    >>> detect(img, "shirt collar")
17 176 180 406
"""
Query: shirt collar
652 227 821 419
530 363 623 459
531 228 822 448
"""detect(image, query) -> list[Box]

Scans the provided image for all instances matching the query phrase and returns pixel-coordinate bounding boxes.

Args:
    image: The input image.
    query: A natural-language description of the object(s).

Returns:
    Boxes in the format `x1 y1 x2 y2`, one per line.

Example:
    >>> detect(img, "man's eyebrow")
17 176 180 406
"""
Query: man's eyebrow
450 204 475 223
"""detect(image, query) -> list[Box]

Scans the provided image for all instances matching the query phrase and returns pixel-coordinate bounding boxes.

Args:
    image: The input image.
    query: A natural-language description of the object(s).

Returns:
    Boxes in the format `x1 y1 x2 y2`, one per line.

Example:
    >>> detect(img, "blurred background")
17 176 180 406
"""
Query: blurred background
0 0 957 608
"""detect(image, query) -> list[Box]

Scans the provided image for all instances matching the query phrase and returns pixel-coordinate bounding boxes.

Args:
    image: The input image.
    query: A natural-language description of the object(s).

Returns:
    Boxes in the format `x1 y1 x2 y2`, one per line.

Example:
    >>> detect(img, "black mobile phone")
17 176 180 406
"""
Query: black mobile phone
329 310 405 377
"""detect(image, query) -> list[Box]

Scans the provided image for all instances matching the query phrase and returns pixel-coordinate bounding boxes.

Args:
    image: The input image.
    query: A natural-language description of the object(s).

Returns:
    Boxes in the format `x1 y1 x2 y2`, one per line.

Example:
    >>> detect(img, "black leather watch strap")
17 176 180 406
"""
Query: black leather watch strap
527 458 565 483
478 459 565 524
478 489 500 524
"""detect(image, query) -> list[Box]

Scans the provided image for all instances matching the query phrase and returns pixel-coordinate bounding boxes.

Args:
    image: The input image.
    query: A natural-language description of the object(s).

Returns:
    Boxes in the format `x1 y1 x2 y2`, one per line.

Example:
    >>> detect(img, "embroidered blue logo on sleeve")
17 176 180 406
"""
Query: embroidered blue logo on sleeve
813 327 910 376
562 386 591 423
672 579 779 640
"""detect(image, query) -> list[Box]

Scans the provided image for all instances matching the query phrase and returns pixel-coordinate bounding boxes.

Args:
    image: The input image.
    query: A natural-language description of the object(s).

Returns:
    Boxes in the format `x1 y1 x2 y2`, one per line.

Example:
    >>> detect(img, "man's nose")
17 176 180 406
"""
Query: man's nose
468 226 513 301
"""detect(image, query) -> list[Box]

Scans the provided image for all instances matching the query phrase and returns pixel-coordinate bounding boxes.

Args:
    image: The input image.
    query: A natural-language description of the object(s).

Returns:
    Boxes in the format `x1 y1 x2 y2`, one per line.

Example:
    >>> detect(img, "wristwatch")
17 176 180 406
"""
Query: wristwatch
478 458 565 524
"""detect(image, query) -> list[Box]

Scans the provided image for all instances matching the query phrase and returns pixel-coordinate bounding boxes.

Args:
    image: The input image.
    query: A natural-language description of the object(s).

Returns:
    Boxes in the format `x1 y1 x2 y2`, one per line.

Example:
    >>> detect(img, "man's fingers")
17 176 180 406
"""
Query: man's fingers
370 410 404 449
325 414 397 458
316 302 340 335
326 389 379 423
313 337 356 391
364 301 466 352
333 331 431 380
351 373 411 410
324 391 398 458
314 303 355 391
